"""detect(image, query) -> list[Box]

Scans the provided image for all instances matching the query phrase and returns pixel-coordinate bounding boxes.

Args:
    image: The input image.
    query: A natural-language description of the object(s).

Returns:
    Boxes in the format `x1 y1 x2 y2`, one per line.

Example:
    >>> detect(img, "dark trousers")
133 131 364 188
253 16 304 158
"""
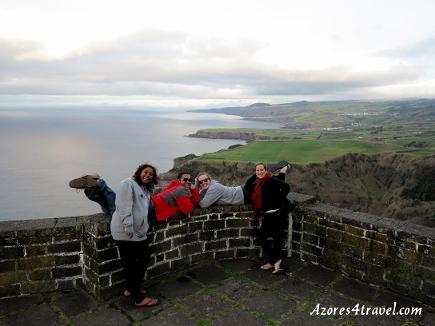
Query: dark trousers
258 211 286 264
116 239 151 303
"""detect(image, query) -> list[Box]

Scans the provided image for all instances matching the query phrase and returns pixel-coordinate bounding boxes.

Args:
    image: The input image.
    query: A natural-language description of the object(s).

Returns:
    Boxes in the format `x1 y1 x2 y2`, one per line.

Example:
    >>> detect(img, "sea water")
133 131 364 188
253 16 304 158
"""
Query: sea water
0 107 281 220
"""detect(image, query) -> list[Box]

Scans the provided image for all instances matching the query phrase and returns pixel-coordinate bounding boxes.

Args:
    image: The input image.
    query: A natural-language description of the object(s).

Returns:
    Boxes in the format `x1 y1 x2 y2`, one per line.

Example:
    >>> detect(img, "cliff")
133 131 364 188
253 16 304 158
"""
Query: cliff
161 152 435 227
188 130 293 141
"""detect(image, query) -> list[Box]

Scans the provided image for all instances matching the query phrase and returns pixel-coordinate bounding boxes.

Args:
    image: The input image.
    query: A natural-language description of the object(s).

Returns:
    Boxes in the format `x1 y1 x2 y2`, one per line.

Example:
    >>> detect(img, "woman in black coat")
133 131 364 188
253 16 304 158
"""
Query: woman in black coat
245 162 290 273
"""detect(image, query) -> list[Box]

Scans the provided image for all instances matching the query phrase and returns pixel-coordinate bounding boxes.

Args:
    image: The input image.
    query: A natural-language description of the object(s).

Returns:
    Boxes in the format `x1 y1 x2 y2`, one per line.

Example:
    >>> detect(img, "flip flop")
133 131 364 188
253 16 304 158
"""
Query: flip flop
135 297 159 307
260 263 274 271
272 268 284 275
271 259 283 274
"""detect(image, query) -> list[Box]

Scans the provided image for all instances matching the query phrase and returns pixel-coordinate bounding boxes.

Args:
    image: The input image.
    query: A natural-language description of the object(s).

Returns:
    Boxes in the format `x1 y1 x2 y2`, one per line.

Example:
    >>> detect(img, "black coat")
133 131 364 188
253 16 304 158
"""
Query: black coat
244 173 290 212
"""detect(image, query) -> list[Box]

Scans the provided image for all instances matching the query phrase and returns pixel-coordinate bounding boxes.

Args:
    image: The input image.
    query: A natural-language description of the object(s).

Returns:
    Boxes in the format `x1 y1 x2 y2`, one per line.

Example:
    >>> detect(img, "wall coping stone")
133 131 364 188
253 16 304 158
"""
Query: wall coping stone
288 192 316 204
0 214 105 232
307 202 434 240
0 193 430 240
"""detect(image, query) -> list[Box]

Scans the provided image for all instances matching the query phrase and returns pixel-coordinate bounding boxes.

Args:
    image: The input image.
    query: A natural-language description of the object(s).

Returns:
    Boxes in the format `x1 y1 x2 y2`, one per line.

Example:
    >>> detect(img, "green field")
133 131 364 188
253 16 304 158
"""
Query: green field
193 98 435 129
194 100 435 163
199 122 435 142
200 140 404 164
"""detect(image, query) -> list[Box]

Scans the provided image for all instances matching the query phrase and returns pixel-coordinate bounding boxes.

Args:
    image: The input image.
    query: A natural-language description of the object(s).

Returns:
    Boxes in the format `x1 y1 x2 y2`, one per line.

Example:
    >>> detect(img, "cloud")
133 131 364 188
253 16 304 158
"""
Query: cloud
381 35 435 60
0 29 428 100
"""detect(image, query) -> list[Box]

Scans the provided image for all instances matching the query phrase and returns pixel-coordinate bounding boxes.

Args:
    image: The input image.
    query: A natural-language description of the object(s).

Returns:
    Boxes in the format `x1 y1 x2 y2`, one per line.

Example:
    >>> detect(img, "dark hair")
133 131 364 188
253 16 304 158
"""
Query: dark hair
255 162 267 170
177 171 191 180
133 164 158 190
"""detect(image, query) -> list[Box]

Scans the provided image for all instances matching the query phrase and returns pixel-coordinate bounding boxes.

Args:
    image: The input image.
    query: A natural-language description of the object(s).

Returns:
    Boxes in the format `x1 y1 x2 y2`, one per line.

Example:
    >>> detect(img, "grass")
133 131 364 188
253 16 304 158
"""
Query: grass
195 120 435 164
200 140 403 164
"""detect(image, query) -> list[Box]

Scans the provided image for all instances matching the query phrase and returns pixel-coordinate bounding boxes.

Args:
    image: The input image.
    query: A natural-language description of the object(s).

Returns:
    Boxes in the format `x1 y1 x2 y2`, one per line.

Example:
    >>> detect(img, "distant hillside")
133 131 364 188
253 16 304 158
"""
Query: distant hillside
160 152 435 227
190 99 435 129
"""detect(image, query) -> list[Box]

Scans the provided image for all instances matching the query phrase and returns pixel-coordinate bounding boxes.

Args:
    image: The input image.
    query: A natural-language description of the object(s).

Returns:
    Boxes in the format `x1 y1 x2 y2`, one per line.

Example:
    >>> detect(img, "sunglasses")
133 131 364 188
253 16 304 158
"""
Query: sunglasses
181 178 193 182
198 178 209 184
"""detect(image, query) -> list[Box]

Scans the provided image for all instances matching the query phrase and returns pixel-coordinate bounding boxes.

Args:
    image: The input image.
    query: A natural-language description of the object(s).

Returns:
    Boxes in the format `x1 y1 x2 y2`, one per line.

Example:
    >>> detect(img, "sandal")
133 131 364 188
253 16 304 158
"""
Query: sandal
135 297 159 307
272 259 283 274
260 263 273 271
272 268 284 275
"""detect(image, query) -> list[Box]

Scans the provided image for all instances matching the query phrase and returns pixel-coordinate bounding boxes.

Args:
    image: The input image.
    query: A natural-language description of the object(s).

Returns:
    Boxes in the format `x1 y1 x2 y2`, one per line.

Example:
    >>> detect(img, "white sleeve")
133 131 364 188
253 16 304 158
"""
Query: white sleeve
199 183 224 208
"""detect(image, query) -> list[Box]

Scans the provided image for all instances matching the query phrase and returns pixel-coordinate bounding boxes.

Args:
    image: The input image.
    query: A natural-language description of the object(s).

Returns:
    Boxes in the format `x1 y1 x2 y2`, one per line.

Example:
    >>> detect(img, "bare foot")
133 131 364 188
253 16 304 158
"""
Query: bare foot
272 259 282 274
260 263 273 270
135 297 159 307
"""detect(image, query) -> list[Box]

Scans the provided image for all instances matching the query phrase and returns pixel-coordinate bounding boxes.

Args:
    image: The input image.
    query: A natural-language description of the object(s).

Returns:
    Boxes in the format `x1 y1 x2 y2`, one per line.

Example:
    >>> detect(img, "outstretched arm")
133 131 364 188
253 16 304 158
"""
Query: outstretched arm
199 183 224 208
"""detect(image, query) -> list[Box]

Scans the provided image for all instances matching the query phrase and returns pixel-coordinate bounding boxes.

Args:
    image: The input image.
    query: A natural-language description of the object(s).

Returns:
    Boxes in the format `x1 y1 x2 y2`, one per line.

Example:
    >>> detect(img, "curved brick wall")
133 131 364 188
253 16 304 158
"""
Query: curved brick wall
82 204 268 298
0 193 433 306
146 205 262 278
0 205 267 299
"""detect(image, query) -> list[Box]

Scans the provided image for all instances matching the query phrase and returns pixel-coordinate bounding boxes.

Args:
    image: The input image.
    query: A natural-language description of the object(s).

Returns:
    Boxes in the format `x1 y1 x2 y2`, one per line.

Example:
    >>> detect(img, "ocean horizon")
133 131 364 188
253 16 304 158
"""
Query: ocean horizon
0 107 281 221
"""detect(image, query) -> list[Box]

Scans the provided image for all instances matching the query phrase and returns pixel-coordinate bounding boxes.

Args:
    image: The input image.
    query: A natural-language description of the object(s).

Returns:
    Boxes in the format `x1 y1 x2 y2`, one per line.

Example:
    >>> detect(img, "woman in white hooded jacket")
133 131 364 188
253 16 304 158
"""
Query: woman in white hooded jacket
110 163 159 307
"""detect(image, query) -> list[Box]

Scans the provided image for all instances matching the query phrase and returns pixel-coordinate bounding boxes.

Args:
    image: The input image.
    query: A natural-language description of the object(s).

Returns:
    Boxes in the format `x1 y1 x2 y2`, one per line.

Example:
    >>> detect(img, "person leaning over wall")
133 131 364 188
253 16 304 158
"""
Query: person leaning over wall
197 160 291 209
69 174 116 215
196 172 248 208
244 162 290 274
151 171 200 222
110 163 159 307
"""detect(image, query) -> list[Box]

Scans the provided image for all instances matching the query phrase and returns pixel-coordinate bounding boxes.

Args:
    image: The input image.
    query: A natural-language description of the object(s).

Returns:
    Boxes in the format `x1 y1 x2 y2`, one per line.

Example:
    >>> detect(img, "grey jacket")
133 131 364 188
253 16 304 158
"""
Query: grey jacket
199 180 244 208
110 177 151 241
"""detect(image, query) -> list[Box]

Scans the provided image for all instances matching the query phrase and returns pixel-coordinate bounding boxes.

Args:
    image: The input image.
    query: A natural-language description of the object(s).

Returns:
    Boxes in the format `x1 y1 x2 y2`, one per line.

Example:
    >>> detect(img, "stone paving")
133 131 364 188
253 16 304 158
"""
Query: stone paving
0 258 433 325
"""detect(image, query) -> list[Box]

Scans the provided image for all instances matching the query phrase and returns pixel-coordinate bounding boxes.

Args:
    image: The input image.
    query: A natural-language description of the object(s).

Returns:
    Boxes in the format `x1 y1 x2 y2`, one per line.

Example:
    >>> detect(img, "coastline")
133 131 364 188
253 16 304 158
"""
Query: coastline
0 108 283 221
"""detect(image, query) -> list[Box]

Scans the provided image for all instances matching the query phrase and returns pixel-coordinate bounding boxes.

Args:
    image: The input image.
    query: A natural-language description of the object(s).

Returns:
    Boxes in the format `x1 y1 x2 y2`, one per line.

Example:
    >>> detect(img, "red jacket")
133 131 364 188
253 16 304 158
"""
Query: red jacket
152 180 200 222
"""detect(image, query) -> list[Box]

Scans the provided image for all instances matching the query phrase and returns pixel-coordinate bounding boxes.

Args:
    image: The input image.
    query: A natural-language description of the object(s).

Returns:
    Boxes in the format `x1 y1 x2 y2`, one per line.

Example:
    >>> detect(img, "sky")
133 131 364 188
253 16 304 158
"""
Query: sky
1 0 435 109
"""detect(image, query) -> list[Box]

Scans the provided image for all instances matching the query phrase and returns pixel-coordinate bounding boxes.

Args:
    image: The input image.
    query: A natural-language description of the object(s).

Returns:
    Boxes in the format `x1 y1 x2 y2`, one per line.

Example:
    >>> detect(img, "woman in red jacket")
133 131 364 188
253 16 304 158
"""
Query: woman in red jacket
152 172 200 222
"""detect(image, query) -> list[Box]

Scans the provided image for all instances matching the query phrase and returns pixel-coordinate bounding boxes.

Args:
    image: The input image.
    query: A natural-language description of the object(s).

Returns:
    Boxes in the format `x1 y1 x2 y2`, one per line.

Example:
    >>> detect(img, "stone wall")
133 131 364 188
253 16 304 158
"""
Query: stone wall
147 205 260 277
0 206 262 300
80 205 260 299
0 194 433 306
291 194 435 306
0 216 88 297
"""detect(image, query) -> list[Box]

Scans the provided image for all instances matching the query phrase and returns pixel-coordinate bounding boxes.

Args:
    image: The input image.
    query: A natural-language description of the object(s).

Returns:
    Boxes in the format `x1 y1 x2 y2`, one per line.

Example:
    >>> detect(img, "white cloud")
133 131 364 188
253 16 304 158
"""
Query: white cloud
1 0 435 106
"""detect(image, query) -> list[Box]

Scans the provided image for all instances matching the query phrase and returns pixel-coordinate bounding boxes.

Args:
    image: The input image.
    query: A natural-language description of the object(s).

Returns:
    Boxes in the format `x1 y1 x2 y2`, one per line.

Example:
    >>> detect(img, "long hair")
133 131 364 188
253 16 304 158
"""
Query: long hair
196 171 211 180
133 163 158 190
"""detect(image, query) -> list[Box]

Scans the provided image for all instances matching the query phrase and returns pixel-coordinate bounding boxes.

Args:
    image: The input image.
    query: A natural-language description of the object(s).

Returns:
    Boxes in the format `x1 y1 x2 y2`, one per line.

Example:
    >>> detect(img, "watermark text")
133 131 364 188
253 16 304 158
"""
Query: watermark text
310 302 422 316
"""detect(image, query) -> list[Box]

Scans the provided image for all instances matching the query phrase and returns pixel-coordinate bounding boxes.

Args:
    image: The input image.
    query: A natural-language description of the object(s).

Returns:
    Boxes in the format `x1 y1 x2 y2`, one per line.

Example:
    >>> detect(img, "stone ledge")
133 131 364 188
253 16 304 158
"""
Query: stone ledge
0 214 106 232
288 192 316 204
306 202 435 240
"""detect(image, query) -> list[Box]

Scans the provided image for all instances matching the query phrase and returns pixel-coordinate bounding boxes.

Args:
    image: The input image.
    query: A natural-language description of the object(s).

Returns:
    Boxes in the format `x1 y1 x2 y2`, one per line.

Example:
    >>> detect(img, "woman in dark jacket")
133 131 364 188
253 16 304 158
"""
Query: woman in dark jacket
245 163 290 274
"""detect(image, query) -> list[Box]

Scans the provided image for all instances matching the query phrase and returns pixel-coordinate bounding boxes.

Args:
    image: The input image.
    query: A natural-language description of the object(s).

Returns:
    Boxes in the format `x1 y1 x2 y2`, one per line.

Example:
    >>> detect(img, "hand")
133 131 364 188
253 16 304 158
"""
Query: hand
124 226 133 239
190 183 196 190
